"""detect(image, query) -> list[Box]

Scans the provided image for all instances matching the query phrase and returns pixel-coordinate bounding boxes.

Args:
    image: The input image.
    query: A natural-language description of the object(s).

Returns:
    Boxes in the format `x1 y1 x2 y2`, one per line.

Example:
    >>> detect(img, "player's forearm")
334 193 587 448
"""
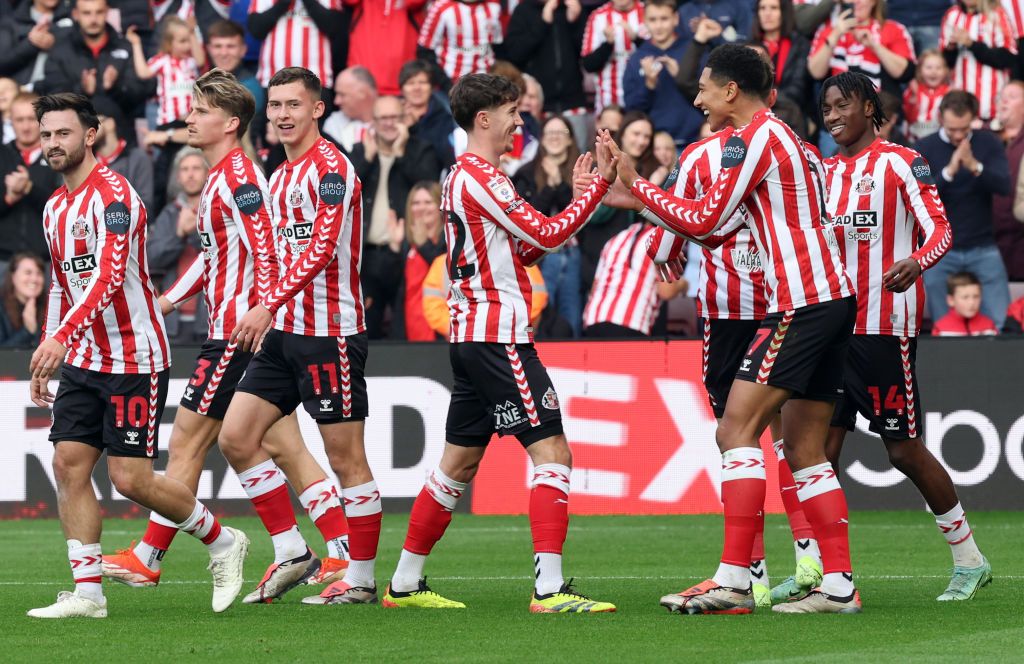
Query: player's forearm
632 178 724 239
645 226 685 263
520 175 611 250
517 243 546 267
262 240 335 313
163 254 204 305
911 218 952 271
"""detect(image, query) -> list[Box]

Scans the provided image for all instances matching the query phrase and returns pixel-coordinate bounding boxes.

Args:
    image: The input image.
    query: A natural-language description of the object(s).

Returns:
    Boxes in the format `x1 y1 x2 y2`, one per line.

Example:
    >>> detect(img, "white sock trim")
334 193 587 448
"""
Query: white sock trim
236 459 286 499
425 467 467 511
342 480 382 518
721 447 766 482
532 463 570 494
793 462 841 502
299 478 342 522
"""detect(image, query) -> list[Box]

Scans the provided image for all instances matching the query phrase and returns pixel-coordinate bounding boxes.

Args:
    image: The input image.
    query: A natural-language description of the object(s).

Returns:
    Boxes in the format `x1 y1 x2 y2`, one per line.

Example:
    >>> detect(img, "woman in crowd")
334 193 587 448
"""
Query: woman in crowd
754 0 812 106
400 59 458 168
403 182 446 342
939 0 1017 122
0 252 45 348
808 0 916 98
513 114 583 336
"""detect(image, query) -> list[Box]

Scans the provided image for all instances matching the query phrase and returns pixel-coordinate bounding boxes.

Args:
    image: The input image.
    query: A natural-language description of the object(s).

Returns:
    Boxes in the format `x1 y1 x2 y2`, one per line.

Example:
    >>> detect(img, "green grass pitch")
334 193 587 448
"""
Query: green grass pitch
2 512 1021 663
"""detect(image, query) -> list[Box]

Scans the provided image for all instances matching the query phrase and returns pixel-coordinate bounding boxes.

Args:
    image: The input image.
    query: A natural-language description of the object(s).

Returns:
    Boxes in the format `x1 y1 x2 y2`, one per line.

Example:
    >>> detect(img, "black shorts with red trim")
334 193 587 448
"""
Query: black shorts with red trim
179 340 254 420
831 335 922 441
702 318 762 418
49 366 170 458
734 297 856 402
235 329 369 424
446 342 563 447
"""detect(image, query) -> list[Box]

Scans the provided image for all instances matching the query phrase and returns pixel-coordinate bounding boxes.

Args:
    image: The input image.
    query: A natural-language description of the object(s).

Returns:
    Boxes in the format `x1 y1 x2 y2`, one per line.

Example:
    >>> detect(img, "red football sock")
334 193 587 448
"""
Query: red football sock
299 479 349 543
238 460 297 536
403 487 453 555
142 515 179 551
720 448 766 567
774 441 815 541
530 484 569 554
794 463 851 574
751 523 765 561
342 481 382 561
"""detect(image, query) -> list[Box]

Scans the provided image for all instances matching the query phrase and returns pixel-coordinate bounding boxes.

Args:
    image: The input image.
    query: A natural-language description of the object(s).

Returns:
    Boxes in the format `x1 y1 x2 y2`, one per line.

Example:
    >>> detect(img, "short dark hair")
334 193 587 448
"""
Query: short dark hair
450 73 519 131
820 72 887 130
705 43 773 100
268 67 322 98
207 19 245 41
33 92 99 130
939 90 979 118
947 271 981 295
644 0 677 11
194 68 256 138
398 59 435 89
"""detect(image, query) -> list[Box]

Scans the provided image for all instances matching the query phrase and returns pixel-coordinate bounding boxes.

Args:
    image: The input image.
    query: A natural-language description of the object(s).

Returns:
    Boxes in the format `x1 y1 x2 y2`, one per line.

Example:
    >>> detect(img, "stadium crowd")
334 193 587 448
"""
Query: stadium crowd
2 0 1024 346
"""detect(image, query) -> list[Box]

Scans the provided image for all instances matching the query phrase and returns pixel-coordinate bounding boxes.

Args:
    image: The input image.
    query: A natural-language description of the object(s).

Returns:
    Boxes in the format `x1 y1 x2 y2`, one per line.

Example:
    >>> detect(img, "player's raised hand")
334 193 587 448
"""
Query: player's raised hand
572 152 596 199
882 257 922 292
231 303 273 352
595 129 619 182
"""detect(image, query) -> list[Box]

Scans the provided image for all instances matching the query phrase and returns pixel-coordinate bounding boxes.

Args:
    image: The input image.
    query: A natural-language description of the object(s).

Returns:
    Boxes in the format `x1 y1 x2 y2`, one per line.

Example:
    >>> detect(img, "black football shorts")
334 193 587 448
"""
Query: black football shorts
179 340 254 420
831 335 922 441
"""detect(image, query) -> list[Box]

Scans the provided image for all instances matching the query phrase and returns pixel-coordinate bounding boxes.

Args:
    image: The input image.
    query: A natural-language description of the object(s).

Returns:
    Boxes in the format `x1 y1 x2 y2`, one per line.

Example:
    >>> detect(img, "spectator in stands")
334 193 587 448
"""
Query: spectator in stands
345 0 426 95
0 78 18 144
36 0 155 145
596 103 625 135
877 90 908 145
248 0 344 91
932 271 1000 335
512 115 583 336
1003 292 1024 332
403 182 445 341
578 111 659 292
324 65 377 152
147 148 208 343
0 0 72 89
92 95 154 215
623 0 703 145
351 95 441 339
903 49 949 143
0 252 45 347
0 92 61 279
128 16 205 213
677 0 752 46
151 0 235 42
993 81 1024 280
206 20 265 143
652 130 677 180
400 59 457 167
582 221 687 337
500 0 588 119
753 0 810 106
939 0 1016 123
417 0 503 89
917 90 1012 328
888 0 950 54
808 0 916 98
581 0 646 113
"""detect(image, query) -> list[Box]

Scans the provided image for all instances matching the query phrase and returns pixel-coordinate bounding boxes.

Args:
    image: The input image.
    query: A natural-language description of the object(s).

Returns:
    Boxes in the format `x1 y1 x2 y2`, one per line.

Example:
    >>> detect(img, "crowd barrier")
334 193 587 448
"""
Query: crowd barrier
1 339 1022 518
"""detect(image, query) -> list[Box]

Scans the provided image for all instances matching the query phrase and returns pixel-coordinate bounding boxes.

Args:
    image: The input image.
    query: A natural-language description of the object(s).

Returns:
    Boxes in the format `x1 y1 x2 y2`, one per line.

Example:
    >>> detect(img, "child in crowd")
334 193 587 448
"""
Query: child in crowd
903 49 949 143
932 272 999 336
126 16 206 129
1003 295 1024 333
651 130 677 185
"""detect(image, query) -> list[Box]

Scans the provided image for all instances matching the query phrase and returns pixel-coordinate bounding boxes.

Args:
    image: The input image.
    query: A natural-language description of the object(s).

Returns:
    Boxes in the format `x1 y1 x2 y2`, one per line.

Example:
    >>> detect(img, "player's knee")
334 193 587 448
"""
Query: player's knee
887 439 925 474
218 422 253 464
52 451 86 488
108 466 148 502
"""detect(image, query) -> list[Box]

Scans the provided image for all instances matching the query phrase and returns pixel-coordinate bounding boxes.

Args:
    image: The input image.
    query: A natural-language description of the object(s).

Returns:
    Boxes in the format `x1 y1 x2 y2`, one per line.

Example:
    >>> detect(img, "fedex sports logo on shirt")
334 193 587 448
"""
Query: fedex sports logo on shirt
280 221 313 249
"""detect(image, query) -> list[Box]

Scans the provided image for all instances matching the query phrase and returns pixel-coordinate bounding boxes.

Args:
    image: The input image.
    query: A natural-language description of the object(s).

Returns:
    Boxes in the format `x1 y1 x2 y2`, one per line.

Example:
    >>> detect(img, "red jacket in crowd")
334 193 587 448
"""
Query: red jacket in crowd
345 0 427 95
931 310 999 336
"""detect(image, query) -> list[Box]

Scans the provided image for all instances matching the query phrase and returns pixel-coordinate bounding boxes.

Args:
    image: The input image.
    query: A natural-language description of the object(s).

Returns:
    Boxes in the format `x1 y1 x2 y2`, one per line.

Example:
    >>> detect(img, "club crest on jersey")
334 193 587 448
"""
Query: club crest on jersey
541 387 559 410
200 197 209 218
104 201 131 235
721 136 747 168
487 175 516 204
319 173 347 205
71 217 90 239
234 183 264 215
910 157 934 185
289 186 305 208
855 176 875 194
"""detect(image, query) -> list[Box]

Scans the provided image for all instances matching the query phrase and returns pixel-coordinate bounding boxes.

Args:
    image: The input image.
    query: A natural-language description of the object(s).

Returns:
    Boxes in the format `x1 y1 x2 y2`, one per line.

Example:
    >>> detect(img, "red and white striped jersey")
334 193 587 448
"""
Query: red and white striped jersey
42 164 170 374
163 148 278 340
148 54 199 126
1001 0 1024 47
583 222 660 334
633 109 854 313
264 137 365 337
418 0 503 82
902 80 949 143
581 1 645 111
250 0 339 87
939 6 1017 120
648 131 769 320
810 19 916 90
442 153 610 343
823 138 952 337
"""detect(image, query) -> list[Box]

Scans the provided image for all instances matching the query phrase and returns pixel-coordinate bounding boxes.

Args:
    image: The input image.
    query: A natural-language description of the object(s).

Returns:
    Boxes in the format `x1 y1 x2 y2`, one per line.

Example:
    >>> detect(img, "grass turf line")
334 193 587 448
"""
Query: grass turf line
2 512 1021 663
